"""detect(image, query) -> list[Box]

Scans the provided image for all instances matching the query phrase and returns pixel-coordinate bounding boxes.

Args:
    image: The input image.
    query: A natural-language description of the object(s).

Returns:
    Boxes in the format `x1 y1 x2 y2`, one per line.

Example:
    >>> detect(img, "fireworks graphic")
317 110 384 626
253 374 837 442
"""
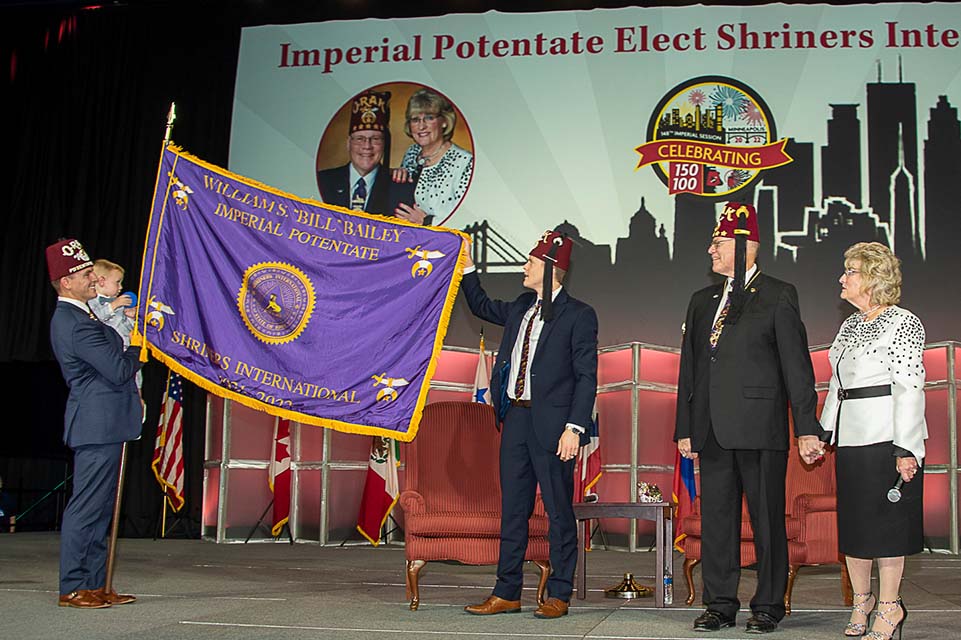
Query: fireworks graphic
742 102 764 125
725 168 751 190
688 89 706 106
710 85 749 120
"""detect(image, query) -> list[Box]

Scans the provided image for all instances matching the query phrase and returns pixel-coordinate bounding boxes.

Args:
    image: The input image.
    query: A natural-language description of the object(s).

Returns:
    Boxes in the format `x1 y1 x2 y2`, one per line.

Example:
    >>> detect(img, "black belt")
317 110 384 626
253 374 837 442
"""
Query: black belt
510 399 532 408
838 384 891 402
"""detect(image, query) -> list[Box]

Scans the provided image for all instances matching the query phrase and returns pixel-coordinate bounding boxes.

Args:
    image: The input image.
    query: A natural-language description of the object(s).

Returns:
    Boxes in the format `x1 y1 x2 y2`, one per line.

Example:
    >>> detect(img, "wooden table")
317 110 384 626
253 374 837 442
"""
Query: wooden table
572 501 672 607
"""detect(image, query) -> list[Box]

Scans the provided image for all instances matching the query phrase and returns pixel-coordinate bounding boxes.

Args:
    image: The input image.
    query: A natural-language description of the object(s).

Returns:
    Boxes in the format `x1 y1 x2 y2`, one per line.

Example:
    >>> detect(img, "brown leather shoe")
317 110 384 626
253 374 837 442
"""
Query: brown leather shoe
533 597 569 619
94 589 137 605
58 590 111 609
464 595 521 615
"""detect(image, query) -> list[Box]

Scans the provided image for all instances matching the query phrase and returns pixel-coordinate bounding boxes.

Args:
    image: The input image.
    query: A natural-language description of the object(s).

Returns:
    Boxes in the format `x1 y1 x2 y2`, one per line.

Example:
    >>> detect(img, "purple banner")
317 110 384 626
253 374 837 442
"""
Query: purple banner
134 144 465 441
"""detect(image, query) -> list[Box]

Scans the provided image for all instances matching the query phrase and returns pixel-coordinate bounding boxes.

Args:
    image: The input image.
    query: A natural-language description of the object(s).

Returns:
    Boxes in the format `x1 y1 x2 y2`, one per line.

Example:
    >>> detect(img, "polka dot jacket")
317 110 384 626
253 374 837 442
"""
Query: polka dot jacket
401 143 473 222
819 306 928 462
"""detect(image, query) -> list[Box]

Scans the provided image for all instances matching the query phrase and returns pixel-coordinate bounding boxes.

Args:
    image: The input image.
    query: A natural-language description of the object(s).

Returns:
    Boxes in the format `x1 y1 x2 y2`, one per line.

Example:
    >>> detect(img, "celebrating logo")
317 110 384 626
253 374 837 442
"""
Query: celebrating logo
636 76 792 197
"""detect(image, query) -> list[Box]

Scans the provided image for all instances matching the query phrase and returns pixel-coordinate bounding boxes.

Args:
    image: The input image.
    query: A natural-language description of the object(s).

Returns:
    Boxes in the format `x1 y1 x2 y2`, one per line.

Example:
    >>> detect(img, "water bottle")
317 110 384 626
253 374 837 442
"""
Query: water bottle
663 574 673 605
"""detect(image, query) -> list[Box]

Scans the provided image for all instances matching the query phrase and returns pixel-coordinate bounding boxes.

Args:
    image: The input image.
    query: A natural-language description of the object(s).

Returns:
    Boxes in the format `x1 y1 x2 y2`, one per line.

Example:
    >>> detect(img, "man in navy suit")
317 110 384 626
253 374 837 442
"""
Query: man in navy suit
462 231 598 619
673 204 823 633
316 89 418 222
46 238 143 609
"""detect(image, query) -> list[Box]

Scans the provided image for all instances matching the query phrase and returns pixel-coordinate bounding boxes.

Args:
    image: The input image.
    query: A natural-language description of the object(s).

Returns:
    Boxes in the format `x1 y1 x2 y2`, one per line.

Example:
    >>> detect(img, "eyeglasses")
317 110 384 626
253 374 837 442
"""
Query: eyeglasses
709 238 733 250
408 114 439 126
843 268 861 277
349 134 385 146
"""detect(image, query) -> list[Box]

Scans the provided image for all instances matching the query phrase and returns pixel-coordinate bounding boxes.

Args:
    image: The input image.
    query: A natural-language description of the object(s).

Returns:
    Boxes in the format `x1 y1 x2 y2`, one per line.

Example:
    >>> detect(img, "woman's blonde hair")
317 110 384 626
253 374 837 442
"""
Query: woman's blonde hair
404 88 457 142
844 241 902 305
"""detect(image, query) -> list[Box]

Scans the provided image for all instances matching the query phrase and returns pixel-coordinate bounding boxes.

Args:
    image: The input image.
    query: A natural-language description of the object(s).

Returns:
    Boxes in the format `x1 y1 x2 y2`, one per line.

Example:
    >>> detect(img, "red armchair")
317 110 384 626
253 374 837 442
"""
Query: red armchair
679 438 852 613
400 401 551 610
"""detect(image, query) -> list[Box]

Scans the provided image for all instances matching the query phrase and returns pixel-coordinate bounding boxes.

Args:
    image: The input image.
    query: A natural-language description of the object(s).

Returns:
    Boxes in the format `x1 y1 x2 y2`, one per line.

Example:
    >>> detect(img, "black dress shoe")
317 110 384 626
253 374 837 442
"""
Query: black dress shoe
693 610 736 632
745 611 779 634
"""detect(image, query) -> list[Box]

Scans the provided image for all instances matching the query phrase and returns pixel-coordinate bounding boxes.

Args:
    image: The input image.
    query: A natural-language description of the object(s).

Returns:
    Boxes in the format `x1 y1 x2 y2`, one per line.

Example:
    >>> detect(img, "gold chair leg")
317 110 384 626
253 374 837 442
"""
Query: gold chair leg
785 564 799 616
533 560 551 606
683 557 700 606
406 559 426 611
840 555 854 606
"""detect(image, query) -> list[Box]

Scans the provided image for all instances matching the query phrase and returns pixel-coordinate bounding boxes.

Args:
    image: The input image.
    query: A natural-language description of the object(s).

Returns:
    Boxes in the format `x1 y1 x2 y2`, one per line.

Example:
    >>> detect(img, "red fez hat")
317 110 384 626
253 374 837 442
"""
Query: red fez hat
349 90 391 134
46 238 93 281
713 202 760 243
529 230 573 271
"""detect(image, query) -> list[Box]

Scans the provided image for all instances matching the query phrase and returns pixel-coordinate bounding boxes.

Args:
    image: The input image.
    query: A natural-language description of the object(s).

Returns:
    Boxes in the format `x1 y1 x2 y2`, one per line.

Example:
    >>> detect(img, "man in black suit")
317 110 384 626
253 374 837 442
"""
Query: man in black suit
46 238 143 609
461 231 598 620
674 203 823 633
316 89 418 222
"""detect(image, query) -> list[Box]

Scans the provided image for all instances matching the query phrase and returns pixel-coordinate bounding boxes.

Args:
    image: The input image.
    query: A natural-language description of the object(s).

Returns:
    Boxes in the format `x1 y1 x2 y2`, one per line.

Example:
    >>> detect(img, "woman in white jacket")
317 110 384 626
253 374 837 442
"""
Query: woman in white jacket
820 242 927 640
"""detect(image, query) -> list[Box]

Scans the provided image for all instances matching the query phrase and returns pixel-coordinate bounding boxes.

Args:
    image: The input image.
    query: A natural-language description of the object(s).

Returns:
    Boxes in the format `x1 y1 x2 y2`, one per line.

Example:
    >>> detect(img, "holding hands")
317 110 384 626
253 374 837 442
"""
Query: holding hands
798 435 826 465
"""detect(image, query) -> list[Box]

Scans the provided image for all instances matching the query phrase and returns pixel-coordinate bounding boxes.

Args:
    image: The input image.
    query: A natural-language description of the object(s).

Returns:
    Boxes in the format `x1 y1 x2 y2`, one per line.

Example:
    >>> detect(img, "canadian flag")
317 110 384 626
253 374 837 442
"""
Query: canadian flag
356 436 399 546
269 418 291 536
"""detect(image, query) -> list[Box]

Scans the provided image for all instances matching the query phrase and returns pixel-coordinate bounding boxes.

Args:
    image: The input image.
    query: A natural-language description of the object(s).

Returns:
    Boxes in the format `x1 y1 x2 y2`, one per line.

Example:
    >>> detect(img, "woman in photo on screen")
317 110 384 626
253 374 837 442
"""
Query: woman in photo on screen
392 88 473 225
817 242 927 640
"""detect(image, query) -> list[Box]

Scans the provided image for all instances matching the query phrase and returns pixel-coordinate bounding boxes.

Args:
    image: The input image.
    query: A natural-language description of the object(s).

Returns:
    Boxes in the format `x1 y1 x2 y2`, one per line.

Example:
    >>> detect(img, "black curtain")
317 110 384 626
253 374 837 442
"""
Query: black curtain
1 4 239 536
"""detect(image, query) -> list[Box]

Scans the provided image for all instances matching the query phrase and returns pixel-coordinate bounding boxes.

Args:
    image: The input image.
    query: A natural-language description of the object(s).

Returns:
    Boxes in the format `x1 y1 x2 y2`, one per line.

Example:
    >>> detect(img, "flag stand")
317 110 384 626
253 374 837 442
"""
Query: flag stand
156 497 194 540
338 513 401 547
243 498 293 544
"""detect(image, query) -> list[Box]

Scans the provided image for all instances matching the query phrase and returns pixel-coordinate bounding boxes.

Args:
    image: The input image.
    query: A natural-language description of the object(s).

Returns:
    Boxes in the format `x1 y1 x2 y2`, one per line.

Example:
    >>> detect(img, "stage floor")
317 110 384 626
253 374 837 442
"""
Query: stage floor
1 533 959 639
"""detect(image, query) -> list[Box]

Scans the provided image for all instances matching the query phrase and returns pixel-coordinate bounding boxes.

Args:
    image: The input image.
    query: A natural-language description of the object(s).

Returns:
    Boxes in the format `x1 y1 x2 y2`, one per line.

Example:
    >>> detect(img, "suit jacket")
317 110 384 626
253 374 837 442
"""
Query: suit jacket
461 271 598 452
50 301 144 448
674 272 821 451
316 163 415 217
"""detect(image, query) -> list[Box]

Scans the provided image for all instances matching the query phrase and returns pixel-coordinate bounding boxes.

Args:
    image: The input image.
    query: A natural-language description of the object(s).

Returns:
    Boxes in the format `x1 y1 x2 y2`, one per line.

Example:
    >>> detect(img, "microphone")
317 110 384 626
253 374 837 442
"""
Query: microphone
887 477 905 503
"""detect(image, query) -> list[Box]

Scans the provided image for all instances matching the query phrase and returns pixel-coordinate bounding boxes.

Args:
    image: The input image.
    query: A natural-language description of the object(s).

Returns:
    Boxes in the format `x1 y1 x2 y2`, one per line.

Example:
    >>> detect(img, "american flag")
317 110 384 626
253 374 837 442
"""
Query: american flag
152 371 185 512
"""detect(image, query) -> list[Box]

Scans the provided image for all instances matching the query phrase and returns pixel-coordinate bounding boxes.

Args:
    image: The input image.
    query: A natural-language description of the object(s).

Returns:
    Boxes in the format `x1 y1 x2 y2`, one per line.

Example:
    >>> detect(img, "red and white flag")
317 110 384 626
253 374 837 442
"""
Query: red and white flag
356 435 399 546
152 371 185 512
269 418 291 536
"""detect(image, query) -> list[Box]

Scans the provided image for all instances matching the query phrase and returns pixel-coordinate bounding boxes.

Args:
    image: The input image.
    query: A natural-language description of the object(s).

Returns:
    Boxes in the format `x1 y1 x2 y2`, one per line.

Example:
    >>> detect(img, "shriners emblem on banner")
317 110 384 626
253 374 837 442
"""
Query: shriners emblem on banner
405 246 446 278
169 172 194 209
238 262 316 345
146 297 176 330
371 373 410 402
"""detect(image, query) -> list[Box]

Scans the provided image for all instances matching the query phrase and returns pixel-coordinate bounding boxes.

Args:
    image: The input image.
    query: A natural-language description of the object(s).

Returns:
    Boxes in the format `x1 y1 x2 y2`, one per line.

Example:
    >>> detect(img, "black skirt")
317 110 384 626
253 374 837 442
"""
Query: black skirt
836 441 924 558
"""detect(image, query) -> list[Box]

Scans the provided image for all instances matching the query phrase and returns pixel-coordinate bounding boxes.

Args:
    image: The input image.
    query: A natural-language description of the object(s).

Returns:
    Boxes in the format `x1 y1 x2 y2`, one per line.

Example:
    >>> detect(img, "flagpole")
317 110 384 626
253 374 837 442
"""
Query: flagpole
103 441 128 594
107 102 177 594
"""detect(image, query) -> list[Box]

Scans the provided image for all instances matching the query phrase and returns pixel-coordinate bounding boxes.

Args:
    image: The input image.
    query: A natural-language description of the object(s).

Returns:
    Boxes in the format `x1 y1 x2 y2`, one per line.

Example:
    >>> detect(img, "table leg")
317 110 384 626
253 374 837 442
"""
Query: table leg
577 517 587 599
655 507 664 607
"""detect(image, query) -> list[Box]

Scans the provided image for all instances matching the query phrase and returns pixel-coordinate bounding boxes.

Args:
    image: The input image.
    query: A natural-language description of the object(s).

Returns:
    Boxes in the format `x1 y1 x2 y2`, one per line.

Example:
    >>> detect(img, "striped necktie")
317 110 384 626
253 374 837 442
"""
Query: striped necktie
351 177 367 210
513 300 541 398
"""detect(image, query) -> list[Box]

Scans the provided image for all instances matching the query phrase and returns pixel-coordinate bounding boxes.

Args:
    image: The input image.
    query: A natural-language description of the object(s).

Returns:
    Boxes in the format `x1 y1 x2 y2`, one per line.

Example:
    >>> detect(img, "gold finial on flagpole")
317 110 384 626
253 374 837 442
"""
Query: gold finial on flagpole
164 102 177 142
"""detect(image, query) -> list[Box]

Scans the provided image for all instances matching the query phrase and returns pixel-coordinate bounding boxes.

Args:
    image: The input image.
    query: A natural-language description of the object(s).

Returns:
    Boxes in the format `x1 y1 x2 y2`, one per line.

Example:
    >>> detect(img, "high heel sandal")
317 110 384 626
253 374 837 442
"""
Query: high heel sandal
845 591 876 636
865 598 907 640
